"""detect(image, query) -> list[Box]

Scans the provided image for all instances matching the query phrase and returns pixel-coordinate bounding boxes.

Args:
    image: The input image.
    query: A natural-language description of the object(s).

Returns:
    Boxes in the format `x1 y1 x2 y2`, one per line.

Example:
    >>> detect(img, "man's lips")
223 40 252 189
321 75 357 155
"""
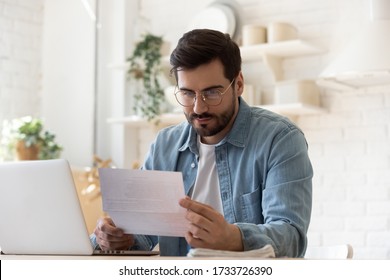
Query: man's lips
191 114 213 124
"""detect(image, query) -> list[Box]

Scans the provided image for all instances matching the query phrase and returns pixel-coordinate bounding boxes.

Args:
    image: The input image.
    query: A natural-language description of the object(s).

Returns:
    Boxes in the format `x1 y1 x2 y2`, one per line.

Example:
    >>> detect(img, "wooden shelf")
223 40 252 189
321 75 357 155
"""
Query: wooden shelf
240 39 324 61
240 40 324 81
258 103 325 115
107 113 185 128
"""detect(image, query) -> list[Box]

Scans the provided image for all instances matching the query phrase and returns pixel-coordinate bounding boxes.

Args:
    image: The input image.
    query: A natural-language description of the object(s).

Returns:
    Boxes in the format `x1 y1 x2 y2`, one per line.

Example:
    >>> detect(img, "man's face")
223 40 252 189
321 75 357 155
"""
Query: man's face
176 59 243 144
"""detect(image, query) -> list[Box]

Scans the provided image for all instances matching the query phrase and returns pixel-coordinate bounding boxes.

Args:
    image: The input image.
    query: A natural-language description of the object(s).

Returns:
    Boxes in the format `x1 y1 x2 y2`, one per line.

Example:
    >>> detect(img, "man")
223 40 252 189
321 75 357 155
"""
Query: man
91 29 313 257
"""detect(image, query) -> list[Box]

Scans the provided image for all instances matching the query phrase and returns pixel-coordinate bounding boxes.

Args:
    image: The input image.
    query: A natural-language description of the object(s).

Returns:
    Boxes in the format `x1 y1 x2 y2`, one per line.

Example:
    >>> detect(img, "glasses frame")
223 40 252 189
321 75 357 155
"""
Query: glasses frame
174 79 235 107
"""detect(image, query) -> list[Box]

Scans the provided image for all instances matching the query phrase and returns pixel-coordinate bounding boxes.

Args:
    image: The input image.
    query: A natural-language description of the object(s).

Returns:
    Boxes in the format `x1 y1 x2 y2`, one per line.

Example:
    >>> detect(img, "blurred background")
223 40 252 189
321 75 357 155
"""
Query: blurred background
1 0 389 259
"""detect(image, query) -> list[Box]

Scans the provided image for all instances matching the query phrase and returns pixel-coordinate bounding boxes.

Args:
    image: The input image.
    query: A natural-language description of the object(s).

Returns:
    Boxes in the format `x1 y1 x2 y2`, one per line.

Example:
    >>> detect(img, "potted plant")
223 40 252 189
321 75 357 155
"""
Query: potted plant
1 116 63 160
127 33 167 122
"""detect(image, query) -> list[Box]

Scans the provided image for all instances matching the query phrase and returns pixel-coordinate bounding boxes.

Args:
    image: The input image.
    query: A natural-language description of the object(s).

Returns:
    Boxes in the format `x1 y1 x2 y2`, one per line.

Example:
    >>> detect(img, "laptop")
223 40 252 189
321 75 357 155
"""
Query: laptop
0 159 158 256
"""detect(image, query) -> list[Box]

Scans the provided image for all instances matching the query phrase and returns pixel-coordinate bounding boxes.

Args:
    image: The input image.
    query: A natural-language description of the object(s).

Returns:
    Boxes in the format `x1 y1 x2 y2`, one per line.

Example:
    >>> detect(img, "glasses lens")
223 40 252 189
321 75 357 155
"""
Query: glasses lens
175 90 195 106
175 90 222 106
202 90 222 105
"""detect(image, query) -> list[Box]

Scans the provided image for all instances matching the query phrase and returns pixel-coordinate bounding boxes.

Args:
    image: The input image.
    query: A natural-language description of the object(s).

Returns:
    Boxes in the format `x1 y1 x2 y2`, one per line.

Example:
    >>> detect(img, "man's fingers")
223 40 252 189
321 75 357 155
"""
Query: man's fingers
179 197 214 218
97 236 134 251
97 217 125 237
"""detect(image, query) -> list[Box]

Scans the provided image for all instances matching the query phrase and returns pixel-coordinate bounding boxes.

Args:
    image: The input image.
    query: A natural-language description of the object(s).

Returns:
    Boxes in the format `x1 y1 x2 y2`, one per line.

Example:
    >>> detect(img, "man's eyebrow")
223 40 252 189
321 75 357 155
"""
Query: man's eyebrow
179 84 224 91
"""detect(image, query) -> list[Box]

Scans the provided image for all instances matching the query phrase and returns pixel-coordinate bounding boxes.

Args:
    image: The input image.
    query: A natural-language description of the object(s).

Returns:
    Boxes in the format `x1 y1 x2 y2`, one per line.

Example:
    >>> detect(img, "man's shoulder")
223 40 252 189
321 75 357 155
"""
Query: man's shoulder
249 106 299 131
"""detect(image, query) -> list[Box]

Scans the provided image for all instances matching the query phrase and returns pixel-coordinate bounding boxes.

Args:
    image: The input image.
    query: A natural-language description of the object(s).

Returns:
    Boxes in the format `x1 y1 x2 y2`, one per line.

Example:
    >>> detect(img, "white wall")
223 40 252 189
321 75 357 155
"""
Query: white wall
0 0 44 132
41 0 95 167
95 0 139 168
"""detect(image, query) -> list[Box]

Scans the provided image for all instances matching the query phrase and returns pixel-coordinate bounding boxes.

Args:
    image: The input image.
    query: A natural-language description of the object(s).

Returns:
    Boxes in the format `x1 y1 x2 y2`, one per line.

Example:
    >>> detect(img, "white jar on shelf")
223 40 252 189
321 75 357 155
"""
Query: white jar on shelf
242 24 267 46
267 22 298 43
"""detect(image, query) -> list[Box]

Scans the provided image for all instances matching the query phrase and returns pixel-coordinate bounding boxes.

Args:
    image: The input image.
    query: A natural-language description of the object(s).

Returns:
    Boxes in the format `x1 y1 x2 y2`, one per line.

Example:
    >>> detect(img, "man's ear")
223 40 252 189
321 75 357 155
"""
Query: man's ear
235 72 244 96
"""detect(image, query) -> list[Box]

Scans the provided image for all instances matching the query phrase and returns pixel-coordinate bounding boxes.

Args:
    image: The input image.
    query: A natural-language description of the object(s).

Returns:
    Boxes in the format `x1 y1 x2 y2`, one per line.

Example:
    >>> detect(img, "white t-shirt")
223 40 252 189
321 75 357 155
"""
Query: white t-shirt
189 137 224 215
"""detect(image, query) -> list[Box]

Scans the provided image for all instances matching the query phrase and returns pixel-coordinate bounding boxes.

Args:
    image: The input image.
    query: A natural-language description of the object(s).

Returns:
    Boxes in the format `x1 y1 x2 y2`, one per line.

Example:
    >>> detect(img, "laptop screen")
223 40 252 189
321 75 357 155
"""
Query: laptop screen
0 159 94 255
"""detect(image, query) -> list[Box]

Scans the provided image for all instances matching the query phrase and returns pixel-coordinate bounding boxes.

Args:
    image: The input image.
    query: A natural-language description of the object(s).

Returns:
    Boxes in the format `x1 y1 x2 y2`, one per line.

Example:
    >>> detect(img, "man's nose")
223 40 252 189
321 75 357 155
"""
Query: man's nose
193 94 208 115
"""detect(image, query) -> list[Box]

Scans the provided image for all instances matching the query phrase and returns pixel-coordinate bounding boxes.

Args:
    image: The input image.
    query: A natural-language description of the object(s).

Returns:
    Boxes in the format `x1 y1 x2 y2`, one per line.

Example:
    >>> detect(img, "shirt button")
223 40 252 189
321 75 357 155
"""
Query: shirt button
191 163 196 168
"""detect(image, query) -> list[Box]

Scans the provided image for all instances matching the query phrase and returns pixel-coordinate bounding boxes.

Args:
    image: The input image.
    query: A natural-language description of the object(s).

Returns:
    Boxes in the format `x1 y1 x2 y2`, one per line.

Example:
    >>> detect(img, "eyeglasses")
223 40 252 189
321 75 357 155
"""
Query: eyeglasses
174 79 235 107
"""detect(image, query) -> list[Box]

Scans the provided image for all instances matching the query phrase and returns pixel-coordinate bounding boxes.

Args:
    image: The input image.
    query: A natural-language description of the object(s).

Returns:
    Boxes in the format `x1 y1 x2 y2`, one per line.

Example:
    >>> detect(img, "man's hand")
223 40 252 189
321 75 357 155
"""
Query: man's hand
93 216 135 251
179 197 243 251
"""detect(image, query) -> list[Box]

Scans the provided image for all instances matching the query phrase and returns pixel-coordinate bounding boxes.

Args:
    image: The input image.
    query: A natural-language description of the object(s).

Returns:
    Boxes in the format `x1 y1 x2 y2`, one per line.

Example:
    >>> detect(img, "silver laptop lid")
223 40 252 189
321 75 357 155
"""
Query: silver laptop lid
0 159 93 255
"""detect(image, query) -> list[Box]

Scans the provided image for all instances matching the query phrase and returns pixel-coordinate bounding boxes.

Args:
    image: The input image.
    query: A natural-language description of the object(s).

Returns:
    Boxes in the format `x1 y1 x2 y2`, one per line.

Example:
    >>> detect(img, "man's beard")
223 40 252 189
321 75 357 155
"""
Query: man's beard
185 93 237 137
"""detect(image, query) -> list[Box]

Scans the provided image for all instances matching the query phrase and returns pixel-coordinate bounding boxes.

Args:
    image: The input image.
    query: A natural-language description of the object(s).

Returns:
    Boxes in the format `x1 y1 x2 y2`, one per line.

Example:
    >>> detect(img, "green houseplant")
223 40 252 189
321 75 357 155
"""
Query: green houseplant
127 33 166 122
1 116 63 160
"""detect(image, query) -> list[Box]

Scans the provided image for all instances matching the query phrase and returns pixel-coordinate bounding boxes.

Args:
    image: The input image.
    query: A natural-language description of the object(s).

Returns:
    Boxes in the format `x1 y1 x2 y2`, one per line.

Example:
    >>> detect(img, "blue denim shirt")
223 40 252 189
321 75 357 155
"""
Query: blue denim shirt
91 98 312 257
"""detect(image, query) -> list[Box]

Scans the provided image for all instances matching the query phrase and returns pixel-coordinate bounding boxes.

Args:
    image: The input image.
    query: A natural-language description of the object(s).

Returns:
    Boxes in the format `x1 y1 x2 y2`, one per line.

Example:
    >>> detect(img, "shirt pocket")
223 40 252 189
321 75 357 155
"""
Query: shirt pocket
240 186 263 224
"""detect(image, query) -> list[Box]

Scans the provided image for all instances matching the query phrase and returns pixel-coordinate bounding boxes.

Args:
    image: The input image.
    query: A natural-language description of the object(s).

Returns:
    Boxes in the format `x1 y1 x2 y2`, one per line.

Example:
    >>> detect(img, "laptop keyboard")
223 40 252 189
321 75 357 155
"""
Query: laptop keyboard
93 250 159 256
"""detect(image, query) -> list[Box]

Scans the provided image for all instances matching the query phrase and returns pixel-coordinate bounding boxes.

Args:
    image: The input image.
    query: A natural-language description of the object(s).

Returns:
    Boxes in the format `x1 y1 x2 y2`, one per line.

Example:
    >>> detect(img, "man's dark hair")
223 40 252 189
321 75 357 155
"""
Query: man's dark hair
170 29 242 83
